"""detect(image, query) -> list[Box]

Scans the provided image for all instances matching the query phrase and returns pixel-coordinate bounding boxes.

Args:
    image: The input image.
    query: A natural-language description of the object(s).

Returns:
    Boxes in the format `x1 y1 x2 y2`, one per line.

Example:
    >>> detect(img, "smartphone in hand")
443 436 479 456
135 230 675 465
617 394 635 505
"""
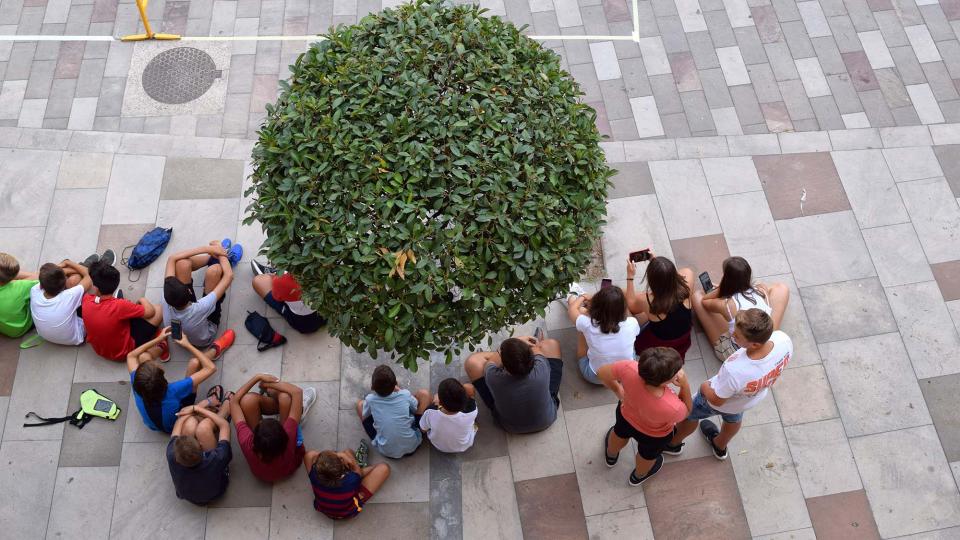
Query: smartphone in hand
533 327 544 342
629 249 651 262
600 278 612 289
698 272 714 293
171 319 183 341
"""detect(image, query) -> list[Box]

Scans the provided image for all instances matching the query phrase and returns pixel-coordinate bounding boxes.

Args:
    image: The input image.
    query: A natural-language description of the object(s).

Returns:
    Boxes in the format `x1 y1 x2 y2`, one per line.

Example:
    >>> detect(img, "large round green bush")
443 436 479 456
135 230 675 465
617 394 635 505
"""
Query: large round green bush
246 0 613 369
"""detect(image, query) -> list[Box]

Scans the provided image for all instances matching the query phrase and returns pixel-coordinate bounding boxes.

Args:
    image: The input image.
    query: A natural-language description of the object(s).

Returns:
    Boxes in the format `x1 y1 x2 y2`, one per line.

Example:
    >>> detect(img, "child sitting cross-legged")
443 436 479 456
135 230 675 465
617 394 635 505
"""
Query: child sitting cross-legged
356 365 431 459
303 448 390 520
419 378 479 453
167 398 233 505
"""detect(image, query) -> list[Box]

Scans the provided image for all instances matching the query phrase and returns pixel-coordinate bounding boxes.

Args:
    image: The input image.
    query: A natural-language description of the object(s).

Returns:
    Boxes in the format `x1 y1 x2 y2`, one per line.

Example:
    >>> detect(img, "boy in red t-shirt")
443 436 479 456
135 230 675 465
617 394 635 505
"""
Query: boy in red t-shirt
230 373 318 482
82 260 166 362
250 260 326 334
596 347 693 486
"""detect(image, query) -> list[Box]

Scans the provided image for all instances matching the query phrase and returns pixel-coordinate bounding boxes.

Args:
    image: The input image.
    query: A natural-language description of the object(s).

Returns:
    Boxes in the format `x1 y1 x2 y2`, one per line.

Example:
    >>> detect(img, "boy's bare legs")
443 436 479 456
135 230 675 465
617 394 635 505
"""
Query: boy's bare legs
633 454 656 476
193 405 231 451
463 351 502 381
240 393 265 430
712 421 741 450
762 282 790 330
175 254 213 283
355 399 365 422
463 383 476 399
670 418 699 446
537 338 562 359
413 389 431 414
252 274 273 299
692 290 729 345
359 462 391 495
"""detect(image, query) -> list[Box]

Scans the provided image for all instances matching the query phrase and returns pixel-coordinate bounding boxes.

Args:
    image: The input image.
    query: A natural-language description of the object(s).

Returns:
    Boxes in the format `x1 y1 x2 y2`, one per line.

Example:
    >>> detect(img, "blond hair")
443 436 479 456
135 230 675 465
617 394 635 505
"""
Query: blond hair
0 253 20 284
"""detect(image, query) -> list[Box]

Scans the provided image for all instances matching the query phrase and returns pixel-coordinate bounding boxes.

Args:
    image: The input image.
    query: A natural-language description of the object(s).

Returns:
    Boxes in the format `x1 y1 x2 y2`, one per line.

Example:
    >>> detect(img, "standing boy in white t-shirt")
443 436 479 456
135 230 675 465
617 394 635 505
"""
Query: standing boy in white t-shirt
419 378 479 453
664 308 792 459
29 260 94 346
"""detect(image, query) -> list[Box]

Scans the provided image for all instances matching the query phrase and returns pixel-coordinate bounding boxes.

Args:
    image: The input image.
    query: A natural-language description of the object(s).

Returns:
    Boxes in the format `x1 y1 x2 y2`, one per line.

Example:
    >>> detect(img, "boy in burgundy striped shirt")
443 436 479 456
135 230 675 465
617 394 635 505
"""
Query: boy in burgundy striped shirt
303 448 391 519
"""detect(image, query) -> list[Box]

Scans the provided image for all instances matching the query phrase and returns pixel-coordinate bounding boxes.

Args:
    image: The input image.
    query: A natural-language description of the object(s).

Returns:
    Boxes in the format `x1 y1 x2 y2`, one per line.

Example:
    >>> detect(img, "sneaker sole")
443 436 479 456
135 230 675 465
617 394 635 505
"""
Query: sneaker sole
699 426 728 461
661 447 683 456
603 427 618 468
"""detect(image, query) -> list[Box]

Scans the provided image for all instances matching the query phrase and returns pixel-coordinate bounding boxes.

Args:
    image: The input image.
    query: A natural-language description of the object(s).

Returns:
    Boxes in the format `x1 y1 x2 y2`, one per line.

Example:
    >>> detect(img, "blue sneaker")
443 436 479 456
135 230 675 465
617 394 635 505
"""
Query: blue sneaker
227 244 243 267
208 239 234 266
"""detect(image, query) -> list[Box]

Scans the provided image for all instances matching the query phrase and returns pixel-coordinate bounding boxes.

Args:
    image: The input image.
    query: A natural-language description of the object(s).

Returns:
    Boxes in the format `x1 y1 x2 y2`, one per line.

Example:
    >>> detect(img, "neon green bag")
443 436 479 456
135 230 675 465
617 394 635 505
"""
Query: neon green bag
23 389 121 429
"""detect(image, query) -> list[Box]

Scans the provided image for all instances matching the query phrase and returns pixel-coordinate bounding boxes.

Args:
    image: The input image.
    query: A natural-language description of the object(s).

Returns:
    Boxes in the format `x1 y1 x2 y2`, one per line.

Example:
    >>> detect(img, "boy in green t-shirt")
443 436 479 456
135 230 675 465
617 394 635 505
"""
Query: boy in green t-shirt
0 252 39 337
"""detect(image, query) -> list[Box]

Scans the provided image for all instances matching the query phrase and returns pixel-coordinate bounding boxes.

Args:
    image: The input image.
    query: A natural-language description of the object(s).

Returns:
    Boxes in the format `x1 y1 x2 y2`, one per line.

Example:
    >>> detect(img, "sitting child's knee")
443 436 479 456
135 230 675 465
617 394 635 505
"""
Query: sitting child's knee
240 393 260 407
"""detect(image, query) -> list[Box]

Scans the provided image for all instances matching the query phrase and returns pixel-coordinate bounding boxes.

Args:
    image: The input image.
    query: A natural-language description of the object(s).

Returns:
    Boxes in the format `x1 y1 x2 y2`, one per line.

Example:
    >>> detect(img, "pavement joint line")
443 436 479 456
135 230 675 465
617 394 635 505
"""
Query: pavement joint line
0 34 640 42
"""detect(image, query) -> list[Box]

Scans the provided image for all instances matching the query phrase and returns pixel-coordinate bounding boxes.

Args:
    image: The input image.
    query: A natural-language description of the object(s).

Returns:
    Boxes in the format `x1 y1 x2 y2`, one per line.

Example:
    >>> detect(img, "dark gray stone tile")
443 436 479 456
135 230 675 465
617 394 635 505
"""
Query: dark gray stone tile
933 144 960 198
95 77 124 117
782 20 817 58
619 57 652 98
889 46 927 86
608 161 655 198
699 67 734 108
826 73 865 113
649 73 683 114
922 62 960 101
687 30 719 69
811 36 846 75
772 0 801 22
810 95 846 129
657 15 689 53
874 10 909 48
748 63 783 103
891 105 922 126
827 15 863 53
59 382 129 467
858 88 897 127
919 374 960 462
846 0 878 31
730 84 766 125
681 90 715 132
599 79 632 121
735 26 768 65
609 118 639 140
661 112 692 137
705 11 737 47
765 41 801 81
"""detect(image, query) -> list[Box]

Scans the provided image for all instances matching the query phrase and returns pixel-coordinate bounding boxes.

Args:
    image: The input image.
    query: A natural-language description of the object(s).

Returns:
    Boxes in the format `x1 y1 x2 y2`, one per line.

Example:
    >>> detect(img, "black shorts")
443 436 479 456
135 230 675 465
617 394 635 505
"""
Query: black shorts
472 357 563 422
182 279 224 326
264 292 325 334
129 318 160 347
613 402 674 461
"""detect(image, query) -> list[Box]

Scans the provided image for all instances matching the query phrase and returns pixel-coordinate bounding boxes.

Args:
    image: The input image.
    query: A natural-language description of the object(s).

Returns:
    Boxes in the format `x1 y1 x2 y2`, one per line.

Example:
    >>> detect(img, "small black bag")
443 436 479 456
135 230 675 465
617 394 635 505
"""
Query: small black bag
245 311 286 351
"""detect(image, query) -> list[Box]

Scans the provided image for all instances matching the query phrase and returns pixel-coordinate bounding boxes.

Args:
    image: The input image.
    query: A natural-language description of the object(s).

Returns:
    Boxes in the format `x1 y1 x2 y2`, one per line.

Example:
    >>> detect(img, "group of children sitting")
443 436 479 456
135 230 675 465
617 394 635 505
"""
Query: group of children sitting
1 240 795 515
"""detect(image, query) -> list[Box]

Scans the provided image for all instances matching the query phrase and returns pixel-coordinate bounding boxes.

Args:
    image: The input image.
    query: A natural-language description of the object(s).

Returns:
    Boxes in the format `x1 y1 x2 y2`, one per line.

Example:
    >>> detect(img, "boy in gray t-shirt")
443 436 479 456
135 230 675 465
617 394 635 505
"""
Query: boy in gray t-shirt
464 336 563 434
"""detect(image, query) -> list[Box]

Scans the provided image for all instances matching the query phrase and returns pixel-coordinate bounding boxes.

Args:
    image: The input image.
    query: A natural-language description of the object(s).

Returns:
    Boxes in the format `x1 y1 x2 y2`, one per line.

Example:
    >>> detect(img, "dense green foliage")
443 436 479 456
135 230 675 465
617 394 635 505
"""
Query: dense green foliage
246 0 613 369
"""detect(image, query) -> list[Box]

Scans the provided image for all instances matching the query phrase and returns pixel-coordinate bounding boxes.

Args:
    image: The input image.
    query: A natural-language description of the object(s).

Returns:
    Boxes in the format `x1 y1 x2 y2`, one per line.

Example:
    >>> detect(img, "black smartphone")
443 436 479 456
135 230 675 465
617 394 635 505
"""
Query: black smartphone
629 249 651 262
534 327 544 342
698 271 714 293
601 278 612 289
171 319 182 341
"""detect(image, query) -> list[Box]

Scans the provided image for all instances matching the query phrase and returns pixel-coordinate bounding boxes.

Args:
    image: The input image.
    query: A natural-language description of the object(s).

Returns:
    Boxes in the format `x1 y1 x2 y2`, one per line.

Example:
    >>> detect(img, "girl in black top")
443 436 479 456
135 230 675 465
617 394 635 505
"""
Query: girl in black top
625 253 695 360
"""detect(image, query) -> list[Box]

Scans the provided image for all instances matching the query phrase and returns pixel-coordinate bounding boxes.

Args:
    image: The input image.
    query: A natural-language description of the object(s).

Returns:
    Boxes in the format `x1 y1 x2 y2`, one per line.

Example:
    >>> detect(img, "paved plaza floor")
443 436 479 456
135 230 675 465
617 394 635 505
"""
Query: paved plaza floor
2 0 960 539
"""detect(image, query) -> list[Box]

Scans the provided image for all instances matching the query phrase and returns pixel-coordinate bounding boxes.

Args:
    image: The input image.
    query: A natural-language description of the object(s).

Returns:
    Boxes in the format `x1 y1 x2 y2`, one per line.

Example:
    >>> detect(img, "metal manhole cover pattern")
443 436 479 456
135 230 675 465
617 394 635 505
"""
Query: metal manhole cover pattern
142 47 222 105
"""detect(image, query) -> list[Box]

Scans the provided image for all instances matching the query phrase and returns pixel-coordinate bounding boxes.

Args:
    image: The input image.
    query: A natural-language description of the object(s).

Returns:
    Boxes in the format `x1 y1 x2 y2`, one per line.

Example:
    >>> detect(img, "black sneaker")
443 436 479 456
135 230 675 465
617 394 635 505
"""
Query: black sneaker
628 454 664 486
603 427 618 467
699 419 728 460
80 253 99 267
100 249 116 266
251 260 277 276
662 442 684 456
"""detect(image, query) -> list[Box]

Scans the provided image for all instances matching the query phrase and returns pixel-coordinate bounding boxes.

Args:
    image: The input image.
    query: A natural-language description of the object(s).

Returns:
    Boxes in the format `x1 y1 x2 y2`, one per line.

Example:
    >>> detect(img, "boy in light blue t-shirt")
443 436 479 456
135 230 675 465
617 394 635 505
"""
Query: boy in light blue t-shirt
355 365 431 458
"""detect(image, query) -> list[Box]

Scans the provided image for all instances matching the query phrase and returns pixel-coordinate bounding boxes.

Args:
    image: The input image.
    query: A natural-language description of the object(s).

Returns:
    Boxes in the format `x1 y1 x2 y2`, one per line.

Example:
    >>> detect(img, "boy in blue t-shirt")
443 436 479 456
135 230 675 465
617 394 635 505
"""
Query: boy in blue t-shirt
127 328 229 432
355 365 430 458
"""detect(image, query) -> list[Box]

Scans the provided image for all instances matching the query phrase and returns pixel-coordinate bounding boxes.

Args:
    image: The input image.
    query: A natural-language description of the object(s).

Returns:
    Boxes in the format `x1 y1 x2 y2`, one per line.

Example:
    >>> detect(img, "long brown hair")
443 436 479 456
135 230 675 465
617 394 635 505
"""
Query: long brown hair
645 256 690 315
717 256 764 304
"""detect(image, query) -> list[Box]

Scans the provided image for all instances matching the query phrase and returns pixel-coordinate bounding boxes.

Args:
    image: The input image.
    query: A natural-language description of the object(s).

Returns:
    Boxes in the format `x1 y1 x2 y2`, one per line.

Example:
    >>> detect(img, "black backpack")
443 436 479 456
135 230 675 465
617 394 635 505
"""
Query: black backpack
245 311 287 351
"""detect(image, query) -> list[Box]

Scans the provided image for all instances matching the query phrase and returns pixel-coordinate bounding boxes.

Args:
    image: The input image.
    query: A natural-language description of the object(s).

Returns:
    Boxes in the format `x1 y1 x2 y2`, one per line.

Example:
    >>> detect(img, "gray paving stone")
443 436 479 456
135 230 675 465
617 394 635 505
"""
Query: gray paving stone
749 63 783 103
735 27 768 66
859 88 897 127
706 11 738 47
661 112 693 137
891 104 923 126
700 67 735 108
809 95 845 129
784 21 819 60
847 0 879 30
771 0 801 21
5 42 36 81
827 15 862 53
24 59 55 100
810 36 846 76
650 0 678 16
94 77 124 118
850 425 960 538
920 4 955 42
0 440 61 540
934 144 960 197
874 10 909 48
875 68 912 108
103 40 132 78
561 28 591 65
801 277 896 343
227 54 255 94
898 177 960 264
922 62 960 101
742 121 772 133
619 57 652 98
825 73 864 113
887 281 960 378
650 73 684 114
765 41 802 80
657 15 689 53
578 5 608 35
776 211 876 287
886 46 926 88
730 84 766 125
47 466 118 540
681 90 716 132
634 0 660 37
142 116 171 135
599 79 632 120
569 63 602 102
861 222 934 288
687 30 720 69
59 382 128 467
75 57 106 98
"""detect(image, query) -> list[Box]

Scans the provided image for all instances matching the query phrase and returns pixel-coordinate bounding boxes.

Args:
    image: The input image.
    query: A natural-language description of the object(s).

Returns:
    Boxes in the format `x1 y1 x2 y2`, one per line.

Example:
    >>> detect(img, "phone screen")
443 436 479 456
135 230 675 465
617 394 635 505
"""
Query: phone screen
601 278 612 289
534 327 544 341
698 272 714 292
171 319 182 340
93 399 113 413
629 249 651 262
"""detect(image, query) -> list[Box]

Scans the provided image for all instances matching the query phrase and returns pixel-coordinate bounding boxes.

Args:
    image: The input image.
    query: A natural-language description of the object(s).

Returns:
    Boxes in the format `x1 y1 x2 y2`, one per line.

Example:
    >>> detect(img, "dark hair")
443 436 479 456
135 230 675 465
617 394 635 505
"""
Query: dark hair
500 337 535 376
589 286 627 334
437 378 467 412
163 276 193 310
371 364 398 397
38 263 67 296
312 450 348 488
253 418 289 462
718 256 764 304
133 362 168 403
638 347 683 386
645 256 690 315
174 435 203 467
735 308 774 344
89 260 120 295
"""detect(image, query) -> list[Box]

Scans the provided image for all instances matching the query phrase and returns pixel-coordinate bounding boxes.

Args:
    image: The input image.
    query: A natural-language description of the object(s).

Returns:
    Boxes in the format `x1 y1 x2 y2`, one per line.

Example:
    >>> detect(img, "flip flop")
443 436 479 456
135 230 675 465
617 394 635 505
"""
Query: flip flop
19 332 44 349
205 385 225 408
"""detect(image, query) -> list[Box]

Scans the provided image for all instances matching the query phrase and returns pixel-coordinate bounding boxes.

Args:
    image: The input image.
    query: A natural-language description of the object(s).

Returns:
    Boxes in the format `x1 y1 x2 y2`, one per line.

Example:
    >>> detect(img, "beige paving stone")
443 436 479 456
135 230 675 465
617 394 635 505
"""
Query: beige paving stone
885 281 960 378
862 223 934 287
57 151 113 188
757 273 822 368
714 190 791 278
830 149 910 228
47 467 118 540
783 419 862 498
601 194 674 282
898 177 960 264
205 507 270 540
39 187 107 265
506 404 575 482
102 154 165 225
461 456 523 540
772 364 838 426
851 425 960 538
0 440 60 540
700 156 763 196
0 148 60 227
3 342 77 442
0 226 45 271
269 473 334 540
649 159 723 240
882 146 944 182
820 333 932 437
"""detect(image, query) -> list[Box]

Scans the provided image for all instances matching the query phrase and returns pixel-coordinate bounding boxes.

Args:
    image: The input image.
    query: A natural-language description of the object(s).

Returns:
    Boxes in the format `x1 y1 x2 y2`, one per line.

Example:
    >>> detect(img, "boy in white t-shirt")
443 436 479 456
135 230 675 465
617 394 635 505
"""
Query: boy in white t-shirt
665 308 792 459
419 378 479 453
29 260 94 346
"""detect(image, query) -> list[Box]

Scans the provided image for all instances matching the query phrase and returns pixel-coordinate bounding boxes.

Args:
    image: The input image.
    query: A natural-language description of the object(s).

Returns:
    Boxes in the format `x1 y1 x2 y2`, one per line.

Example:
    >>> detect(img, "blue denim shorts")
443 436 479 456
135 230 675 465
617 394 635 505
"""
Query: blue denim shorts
686 392 743 424
577 356 602 385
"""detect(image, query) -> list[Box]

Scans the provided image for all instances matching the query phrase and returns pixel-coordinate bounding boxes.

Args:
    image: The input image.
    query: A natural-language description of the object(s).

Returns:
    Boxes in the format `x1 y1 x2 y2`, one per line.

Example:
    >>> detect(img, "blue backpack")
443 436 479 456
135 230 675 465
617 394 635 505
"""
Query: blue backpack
122 227 173 273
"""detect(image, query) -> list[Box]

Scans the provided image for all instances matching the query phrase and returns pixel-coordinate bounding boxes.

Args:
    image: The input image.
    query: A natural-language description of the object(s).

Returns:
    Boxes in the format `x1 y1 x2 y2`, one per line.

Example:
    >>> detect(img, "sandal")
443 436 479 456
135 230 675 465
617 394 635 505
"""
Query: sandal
205 385 224 408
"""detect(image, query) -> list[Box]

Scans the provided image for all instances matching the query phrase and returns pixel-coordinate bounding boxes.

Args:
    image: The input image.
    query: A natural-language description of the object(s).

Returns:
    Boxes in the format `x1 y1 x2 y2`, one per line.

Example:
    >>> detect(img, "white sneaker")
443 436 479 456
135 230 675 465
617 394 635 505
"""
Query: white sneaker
301 386 318 419
568 282 585 299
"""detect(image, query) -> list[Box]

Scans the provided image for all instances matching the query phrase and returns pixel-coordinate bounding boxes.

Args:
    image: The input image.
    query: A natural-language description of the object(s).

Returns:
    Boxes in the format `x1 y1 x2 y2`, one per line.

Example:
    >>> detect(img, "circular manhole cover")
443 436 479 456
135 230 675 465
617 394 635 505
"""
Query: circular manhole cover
141 47 222 105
